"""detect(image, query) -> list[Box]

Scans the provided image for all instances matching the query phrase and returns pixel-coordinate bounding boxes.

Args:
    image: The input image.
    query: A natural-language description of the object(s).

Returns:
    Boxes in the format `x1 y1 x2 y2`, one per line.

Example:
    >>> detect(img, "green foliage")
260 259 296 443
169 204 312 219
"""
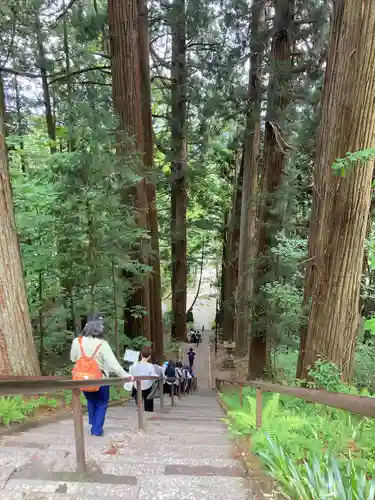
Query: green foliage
259 437 375 500
165 337 179 355
308 358 344 392
224 393 309 451
222 382 375 497
332 148 375 177
0 395 58 426
124 335 152 351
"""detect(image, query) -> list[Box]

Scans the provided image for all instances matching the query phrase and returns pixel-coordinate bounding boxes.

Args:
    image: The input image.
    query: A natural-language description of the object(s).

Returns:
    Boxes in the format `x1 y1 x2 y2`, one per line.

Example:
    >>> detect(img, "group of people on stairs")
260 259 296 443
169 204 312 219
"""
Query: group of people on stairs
70 317 198 437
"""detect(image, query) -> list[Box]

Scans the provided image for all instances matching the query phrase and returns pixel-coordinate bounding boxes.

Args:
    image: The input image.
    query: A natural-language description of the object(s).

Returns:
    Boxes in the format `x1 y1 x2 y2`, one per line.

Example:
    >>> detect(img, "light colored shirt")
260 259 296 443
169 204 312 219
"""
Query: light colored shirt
70 336 128 378
154 364 165 378
129 361 157 390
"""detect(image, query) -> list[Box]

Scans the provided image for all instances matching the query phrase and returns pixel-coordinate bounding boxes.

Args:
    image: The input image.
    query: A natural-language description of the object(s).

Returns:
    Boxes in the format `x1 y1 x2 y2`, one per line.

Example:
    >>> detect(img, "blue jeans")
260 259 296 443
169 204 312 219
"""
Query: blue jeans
83 386 110 436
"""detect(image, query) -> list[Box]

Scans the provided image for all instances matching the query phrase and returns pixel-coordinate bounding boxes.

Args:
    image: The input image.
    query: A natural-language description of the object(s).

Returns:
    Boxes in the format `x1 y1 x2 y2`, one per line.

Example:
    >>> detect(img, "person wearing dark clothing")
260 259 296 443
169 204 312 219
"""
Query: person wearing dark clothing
188 348 196 371
164 361 177 396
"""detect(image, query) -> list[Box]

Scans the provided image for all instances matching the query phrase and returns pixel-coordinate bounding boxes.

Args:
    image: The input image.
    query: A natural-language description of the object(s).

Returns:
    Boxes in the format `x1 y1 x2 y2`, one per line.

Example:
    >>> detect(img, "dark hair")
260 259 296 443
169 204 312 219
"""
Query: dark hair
141 347 152 359
189 347 193 352
82 319 105 338
176 361 182 368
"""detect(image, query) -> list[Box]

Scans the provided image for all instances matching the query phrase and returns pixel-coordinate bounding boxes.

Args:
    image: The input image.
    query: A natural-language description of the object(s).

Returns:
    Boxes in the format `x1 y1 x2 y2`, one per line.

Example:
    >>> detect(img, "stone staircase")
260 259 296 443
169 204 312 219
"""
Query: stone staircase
0 336 254 499
0 389 252 499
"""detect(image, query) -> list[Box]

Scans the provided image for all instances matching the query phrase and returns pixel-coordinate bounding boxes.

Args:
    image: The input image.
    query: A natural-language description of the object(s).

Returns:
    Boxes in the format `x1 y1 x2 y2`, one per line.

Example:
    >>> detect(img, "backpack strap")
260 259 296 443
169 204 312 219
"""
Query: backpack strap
92 342 102 358
78 338 102 358
78 337 86 357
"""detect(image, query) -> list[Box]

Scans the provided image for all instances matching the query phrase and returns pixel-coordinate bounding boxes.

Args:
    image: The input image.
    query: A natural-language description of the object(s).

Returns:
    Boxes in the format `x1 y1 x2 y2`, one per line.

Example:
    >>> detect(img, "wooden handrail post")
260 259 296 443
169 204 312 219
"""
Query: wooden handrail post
171 382 175 406
72 389 86 473
239 384 243 407
159 377 164 409
256 387 262 429
136 380 144 430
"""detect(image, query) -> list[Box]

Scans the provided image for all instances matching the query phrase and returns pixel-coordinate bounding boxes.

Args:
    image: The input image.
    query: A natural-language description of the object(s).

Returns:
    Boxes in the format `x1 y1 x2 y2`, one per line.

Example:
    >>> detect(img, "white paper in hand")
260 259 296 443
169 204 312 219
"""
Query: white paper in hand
124 349 140 364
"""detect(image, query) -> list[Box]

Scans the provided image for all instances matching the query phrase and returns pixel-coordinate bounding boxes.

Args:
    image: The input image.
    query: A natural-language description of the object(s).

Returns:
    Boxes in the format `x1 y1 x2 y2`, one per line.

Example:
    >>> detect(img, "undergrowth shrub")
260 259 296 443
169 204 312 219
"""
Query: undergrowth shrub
259 436 375 500
221 379 375 497
0 395 58 425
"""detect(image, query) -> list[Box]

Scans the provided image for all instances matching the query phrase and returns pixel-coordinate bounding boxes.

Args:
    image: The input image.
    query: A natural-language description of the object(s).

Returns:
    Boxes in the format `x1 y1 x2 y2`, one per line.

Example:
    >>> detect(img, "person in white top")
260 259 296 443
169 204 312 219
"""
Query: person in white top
129 347 158 412
70 319 131 436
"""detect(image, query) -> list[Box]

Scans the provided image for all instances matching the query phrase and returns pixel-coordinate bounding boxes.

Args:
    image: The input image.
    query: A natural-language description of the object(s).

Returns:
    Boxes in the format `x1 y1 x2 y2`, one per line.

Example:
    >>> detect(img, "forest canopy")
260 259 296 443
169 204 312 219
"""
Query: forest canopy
0 0 375 393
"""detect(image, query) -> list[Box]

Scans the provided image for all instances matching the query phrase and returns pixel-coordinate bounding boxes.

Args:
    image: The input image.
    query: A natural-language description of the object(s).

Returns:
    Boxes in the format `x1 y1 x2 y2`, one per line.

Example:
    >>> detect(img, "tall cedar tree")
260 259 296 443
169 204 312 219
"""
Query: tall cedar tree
170 0 188 341
222 153 243 342
298 0 375 380
235 0 264 357
0 76 41 376
138 0 164 360
249 0 294 376
108 0 151 340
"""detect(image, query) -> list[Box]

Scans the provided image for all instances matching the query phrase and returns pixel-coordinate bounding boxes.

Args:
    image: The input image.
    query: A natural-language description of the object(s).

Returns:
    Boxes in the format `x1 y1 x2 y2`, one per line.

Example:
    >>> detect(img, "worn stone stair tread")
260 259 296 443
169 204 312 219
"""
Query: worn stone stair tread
137 475 250 500
2 478 139 497
23 494 137 500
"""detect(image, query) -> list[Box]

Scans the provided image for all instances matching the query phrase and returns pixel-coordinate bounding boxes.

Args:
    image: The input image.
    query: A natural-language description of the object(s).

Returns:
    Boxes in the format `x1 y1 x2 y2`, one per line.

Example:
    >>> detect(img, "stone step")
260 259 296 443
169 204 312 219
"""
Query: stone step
3 475 249 500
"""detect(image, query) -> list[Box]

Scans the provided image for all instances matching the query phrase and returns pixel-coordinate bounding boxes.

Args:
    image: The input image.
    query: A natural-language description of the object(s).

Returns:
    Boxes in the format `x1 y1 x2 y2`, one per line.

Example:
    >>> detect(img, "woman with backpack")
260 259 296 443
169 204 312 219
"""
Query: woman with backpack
71 319 132 437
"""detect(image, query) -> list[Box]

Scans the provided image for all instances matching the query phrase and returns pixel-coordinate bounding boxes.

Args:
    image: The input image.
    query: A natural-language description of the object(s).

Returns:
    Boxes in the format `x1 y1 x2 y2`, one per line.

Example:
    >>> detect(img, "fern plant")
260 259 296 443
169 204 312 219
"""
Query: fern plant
224 393 310 449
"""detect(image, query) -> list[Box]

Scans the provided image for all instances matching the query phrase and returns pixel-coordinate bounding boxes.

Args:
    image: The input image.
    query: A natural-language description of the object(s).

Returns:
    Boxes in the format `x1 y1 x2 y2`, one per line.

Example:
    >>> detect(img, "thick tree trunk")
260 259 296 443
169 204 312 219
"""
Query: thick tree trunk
235 0 263 359
108 0 151 340
138 0 164 360
0 77 40 376
170 0 187 341
249 0 294 378
299 0 375 380
223 156 243 342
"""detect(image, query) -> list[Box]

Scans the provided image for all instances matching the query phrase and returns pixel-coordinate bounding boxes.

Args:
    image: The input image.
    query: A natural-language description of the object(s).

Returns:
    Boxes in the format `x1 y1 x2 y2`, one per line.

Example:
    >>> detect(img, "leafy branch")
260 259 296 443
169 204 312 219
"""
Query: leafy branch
332 148 375 177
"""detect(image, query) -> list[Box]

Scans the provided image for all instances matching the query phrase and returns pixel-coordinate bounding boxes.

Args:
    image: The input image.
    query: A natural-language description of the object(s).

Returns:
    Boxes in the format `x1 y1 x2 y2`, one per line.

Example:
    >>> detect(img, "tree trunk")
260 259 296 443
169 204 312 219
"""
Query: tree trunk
138 0 164 360
235 0 264 359
223 156 243 342
299 0 375 380
108 0 151 340
13 72 25 172
249 0 294 378
35 13 56 154
0 76 40 376
187 244 205 315
170 0 187 341
219 209 228 322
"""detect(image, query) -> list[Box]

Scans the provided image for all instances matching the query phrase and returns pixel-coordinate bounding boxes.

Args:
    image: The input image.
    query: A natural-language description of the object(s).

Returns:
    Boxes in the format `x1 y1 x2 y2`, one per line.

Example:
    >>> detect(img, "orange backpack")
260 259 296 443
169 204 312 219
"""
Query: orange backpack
72 337 103 392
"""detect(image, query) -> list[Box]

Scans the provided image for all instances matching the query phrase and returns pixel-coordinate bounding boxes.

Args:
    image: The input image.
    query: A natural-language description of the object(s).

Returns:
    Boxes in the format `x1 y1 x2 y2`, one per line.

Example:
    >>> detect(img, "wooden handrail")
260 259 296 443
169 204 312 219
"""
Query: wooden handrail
0 375 163 396
215 377 375 428
0 375 180 474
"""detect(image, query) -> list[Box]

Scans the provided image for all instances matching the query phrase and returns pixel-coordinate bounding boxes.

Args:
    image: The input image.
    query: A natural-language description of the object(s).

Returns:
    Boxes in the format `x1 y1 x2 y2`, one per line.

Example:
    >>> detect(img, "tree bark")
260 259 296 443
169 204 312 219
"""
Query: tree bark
299 0 375 380
170 0 187 341
138 0 164 360
249 0 294 378
223 155 243 342
235 0 264 359
0 76 40 376
108 0 151 340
